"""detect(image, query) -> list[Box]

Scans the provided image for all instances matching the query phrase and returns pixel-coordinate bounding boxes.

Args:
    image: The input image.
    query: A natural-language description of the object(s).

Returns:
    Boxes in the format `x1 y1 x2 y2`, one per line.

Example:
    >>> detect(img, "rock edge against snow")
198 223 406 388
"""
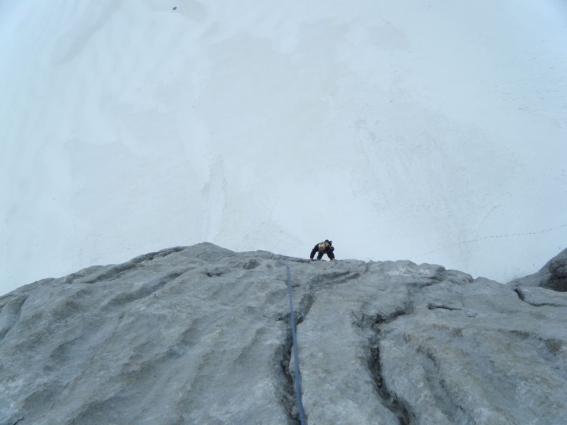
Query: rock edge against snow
1 244 566 424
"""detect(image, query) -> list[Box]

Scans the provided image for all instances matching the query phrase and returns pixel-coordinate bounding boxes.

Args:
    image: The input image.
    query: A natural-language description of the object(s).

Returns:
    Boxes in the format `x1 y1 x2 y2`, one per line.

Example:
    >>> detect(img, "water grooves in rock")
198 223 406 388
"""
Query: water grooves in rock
0 294 28 341
101 270 188 310
368 310 413 425
369 342 412 425
131 246 186 263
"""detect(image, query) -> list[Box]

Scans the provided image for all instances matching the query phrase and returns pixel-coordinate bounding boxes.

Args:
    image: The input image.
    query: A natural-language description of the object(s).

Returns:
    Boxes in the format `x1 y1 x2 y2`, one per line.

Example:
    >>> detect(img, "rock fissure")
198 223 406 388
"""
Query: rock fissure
374 308 410 326
367 309 415 425
277 283 314 423
279 330 303 424
427 304 461 311
369 341 413 425
307 269 359 288
527 301 563 308
295 292 315 326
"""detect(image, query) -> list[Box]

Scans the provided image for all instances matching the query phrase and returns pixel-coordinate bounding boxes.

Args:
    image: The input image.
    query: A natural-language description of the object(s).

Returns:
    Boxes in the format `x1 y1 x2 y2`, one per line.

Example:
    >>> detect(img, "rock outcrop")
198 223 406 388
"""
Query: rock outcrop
508 247 567 292
1 243 566 425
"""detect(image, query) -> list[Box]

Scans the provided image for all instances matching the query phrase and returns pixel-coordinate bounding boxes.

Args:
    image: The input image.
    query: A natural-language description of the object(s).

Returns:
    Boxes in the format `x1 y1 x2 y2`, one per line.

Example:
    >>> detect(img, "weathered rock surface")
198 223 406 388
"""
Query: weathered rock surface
508 247 567 292
1 243 567 425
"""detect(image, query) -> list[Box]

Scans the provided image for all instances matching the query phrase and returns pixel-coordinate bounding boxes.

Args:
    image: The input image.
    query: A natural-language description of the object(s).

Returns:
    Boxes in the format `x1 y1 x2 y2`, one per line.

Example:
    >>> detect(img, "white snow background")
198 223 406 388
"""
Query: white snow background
1 0 566 295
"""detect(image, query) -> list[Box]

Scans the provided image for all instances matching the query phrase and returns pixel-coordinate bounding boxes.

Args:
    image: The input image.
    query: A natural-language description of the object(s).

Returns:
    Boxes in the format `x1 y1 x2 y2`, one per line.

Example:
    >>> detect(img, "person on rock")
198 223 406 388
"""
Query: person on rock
310 240 335 262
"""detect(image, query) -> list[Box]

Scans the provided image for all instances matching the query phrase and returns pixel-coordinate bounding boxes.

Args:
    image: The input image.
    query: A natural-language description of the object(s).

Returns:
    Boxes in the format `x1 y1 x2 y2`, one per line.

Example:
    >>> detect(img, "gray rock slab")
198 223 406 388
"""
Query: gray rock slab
514 286 567 308
1 243 567 425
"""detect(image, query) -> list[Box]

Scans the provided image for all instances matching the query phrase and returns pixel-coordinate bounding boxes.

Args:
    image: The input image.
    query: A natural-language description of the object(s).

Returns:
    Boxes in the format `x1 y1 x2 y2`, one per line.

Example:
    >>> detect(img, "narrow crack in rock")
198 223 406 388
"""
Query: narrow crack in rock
307 269 363 289
278 289 315 424
279 332 302 424
369 343 412 425
374 308 411 327
368 309 415 425
427 304 460 311
296 292 315 326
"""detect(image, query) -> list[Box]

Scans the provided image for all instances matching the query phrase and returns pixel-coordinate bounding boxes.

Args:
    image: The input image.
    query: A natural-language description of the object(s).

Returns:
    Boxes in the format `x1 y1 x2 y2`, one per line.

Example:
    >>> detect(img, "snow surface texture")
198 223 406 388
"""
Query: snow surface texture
1 244 567 424
1 0 567 295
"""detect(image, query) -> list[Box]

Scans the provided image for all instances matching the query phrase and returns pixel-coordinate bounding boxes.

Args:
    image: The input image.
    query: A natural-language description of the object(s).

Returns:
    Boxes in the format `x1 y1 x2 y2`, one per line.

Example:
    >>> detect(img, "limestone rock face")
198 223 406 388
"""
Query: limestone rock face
1 243 567 425
508 247 567 292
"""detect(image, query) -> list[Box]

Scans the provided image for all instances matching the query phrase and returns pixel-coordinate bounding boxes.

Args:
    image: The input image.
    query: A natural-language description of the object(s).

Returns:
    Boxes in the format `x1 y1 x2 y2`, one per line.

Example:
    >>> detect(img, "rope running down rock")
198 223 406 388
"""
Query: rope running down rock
286 263 307 425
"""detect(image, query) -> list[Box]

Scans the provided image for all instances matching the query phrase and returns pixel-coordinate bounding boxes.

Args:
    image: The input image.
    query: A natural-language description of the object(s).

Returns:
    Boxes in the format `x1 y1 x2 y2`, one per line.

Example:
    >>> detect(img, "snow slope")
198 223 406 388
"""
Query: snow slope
1 0 566 295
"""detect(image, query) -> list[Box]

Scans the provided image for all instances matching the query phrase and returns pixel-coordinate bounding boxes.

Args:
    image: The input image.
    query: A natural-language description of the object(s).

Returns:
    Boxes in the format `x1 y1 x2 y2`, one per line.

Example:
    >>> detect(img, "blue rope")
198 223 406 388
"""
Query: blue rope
286 263 307 425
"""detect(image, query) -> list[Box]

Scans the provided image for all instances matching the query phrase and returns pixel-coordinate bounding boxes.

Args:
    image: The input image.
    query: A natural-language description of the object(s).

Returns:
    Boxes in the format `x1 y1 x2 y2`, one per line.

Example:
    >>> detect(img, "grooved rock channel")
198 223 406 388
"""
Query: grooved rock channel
1 243 567 425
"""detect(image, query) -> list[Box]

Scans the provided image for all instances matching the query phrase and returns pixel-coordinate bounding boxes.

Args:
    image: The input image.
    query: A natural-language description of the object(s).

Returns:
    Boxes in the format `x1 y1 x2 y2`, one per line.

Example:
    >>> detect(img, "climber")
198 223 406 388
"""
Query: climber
310 240 335 262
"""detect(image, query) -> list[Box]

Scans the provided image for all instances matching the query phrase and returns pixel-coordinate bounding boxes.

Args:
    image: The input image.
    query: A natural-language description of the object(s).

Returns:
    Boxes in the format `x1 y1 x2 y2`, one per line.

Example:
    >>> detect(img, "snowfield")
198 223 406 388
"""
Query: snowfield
1 0 566 294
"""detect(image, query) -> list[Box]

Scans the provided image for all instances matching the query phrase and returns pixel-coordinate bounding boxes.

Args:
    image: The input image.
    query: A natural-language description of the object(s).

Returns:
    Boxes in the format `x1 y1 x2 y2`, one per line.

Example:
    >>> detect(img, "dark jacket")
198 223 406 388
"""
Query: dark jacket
310 242 335 260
